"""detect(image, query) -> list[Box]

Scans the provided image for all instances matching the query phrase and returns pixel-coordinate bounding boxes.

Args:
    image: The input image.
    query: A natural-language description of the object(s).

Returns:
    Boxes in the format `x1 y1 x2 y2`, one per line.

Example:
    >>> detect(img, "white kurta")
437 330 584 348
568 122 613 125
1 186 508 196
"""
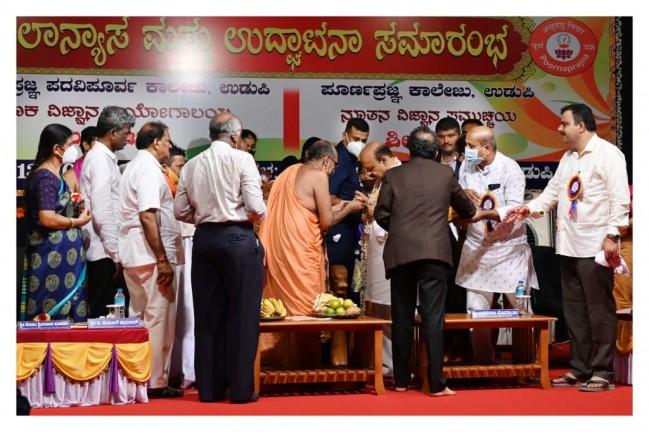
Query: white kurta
455 152 538 293
527 134 630 257
364 158 401 305
365 221 391 305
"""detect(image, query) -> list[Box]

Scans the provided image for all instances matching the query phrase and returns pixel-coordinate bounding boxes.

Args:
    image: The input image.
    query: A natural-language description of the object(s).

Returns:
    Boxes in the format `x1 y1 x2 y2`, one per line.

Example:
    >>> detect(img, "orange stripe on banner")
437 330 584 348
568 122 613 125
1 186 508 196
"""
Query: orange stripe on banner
284 89 300 149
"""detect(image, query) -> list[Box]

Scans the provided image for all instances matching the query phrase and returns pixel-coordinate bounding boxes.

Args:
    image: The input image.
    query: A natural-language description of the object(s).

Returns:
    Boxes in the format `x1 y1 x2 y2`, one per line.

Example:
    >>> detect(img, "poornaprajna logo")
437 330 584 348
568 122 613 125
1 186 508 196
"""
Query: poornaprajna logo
529 18 598 77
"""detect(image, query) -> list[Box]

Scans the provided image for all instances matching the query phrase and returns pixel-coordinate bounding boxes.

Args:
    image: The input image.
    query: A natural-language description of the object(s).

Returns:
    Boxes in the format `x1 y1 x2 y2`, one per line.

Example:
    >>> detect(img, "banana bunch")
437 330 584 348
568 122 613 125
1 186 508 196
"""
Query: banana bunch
260 297 287 318
311 292 338 313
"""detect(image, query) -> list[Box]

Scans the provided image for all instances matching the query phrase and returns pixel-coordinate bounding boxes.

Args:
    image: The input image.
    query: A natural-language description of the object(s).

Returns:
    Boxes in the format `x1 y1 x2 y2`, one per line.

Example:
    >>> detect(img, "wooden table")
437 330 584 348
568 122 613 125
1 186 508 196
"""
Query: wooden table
414 313 557 391
255 316 390 395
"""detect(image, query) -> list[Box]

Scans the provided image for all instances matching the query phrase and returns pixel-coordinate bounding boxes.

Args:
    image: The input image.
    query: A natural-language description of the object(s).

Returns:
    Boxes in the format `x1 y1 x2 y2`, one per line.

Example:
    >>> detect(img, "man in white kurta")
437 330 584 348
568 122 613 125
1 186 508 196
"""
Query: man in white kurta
507 104 629 391
359 142 401 377
119 122 184 398
455 126 538 363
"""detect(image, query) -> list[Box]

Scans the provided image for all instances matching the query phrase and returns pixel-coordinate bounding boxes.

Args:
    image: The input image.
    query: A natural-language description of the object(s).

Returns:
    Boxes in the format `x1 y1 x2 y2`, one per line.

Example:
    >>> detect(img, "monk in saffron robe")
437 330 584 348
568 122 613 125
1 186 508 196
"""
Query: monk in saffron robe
258 140 365 368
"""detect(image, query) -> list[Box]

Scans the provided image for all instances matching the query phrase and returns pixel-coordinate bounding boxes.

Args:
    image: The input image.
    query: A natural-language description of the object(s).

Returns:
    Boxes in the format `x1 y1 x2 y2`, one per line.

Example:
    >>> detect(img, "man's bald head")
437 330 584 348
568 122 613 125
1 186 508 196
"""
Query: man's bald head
359 140 394 181
466 126 496 150
359 141 383 159
465 125 497 166
209 112 242 144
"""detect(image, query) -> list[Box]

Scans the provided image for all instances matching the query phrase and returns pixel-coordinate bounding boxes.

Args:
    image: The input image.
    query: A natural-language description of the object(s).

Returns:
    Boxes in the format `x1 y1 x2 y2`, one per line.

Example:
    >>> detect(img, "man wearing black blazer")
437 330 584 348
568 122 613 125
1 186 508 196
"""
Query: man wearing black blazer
375 126 481 396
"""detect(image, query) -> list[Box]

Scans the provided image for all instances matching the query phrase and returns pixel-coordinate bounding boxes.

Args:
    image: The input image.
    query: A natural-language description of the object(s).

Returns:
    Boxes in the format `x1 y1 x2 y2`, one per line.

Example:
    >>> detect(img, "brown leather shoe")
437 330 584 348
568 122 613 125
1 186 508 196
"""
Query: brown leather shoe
147 386 184 399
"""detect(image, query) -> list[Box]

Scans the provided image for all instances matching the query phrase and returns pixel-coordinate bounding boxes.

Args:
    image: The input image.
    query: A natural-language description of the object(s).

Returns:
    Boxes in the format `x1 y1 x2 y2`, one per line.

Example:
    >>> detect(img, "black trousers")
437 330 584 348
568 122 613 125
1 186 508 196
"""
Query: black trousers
192 223 265 402
390 259 449 393
560 256 616 382
86 258 128 318
325 223 359 303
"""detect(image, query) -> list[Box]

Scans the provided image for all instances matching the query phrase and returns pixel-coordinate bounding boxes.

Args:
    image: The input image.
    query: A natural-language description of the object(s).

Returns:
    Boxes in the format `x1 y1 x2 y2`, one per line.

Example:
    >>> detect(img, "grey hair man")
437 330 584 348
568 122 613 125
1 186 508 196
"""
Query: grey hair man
79 106 135 318
175 111 266 404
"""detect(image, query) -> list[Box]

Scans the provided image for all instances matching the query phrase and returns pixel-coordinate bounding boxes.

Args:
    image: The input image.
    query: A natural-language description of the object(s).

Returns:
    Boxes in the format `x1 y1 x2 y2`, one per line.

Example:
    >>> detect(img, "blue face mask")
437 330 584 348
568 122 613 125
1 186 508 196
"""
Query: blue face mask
464 146 484 165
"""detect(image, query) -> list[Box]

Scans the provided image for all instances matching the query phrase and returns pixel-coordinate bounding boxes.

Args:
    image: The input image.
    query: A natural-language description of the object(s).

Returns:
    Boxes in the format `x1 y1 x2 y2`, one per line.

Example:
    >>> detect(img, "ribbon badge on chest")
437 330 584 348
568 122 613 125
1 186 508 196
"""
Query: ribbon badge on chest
480 192 497 232
567 173 583 217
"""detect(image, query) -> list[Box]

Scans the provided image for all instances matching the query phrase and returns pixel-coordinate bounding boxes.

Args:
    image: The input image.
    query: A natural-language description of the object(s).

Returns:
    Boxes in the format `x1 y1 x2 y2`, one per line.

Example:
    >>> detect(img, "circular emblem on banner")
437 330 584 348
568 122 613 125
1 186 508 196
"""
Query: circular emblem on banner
530 18 597 77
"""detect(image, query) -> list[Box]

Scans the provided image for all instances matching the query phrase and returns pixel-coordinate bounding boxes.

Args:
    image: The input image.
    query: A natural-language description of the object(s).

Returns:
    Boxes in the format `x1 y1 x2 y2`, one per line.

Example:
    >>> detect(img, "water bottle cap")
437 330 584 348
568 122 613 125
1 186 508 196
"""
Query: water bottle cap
518 280 524 284
117 288 123 293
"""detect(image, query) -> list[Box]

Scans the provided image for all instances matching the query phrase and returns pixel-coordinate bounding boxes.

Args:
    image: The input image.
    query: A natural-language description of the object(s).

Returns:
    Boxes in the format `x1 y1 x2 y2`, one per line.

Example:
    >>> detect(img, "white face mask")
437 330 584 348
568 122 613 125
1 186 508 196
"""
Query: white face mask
464 147 484 165
61 145 79 165
346 140 364 158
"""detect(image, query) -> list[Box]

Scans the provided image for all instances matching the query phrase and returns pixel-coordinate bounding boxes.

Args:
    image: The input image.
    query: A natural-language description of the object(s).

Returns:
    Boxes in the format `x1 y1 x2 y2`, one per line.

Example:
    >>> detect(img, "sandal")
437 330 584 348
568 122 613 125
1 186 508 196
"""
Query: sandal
394 386 408 392
579 379 615 392
551 374 583 387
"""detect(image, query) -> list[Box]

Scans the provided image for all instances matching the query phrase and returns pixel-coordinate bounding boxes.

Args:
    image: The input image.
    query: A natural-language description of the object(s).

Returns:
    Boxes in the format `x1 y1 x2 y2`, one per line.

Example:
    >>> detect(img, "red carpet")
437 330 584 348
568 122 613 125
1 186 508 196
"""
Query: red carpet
31 382 632 416
30 343 632 417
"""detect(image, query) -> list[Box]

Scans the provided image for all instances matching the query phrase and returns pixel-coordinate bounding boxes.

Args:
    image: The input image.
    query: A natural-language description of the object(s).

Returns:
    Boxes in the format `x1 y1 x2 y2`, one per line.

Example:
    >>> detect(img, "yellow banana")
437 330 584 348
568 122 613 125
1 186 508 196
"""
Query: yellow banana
312 293 337 312
260 298 275 317
269 298 284 316
276 298 287 316
263 298 275 312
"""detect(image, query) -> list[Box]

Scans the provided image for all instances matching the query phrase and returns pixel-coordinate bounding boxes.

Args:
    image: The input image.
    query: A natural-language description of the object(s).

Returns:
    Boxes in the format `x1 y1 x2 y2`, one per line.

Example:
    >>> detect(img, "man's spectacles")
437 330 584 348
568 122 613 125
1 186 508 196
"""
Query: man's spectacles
327 157 338 167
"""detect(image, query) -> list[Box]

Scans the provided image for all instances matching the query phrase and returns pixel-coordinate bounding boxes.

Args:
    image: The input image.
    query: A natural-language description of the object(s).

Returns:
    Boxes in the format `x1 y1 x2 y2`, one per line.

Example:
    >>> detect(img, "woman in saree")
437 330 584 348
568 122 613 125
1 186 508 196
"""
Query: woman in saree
21 124 92 322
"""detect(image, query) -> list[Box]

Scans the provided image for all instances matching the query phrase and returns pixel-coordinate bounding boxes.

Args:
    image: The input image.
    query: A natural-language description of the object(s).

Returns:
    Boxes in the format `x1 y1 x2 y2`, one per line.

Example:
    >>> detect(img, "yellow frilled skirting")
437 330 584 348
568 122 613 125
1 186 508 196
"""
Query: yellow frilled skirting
16 341 151 383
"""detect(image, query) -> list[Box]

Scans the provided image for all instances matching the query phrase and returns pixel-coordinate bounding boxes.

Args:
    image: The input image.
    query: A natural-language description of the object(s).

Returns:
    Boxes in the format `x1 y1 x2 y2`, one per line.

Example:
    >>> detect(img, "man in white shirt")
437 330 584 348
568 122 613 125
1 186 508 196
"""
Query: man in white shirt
119 121 184 398
507 104 630 392
456 126 538 363
79 106 135 318
175 112 266 404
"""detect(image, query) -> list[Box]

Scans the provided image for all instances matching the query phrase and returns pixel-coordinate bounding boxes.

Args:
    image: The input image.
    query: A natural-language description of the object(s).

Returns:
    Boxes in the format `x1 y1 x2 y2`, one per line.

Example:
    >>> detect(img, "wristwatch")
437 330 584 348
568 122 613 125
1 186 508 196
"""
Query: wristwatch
606 234 621 241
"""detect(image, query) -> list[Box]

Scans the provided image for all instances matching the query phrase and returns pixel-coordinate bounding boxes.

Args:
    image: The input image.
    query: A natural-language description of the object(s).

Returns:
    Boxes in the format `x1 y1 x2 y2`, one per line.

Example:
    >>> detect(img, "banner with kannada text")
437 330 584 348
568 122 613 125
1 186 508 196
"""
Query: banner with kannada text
16 16 619 189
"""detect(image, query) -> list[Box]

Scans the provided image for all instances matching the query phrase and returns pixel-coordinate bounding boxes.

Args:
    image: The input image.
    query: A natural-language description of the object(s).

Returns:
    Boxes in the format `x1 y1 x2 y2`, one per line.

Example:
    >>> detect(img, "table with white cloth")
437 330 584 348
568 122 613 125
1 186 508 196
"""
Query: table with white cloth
16 327 150 408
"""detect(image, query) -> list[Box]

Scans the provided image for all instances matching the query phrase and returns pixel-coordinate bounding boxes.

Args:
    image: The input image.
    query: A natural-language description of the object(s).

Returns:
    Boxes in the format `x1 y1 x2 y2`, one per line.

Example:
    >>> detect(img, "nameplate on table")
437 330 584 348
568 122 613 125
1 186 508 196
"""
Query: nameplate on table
471 309 519 319
17 320 71 330
87 318 142 329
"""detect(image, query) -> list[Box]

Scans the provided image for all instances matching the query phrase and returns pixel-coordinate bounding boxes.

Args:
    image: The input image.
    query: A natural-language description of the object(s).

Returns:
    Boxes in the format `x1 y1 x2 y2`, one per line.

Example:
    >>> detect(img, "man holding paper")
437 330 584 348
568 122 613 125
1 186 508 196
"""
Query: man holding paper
506 104 630 392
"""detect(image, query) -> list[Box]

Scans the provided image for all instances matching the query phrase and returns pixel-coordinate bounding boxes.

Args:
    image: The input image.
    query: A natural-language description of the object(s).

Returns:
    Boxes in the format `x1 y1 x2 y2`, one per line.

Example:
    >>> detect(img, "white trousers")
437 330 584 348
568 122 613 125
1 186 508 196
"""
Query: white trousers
466 289 518 363
170 237 195 387
124 263 177 389
368 302 393 377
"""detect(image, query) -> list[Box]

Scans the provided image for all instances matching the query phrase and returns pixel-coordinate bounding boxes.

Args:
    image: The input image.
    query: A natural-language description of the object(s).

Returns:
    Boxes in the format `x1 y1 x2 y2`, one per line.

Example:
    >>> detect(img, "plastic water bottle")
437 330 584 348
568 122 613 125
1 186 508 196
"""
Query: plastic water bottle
515 280 527 316
114 288 126 318
515 280 525 297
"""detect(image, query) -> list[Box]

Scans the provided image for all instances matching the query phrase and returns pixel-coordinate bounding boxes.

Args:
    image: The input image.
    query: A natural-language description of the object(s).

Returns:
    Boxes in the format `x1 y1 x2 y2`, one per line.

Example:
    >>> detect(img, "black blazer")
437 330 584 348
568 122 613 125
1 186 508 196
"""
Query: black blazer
374 157 475 274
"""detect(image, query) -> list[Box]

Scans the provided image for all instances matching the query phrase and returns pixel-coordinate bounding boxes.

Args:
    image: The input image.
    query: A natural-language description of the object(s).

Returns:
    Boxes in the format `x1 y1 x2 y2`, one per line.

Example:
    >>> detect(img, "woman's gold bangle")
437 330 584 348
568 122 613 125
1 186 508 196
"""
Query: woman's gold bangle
68 217 74 229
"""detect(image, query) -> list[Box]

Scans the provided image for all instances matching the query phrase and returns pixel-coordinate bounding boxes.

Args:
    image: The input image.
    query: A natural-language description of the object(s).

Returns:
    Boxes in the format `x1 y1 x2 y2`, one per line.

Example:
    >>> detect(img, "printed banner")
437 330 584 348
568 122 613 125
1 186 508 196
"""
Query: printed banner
16 16 616 189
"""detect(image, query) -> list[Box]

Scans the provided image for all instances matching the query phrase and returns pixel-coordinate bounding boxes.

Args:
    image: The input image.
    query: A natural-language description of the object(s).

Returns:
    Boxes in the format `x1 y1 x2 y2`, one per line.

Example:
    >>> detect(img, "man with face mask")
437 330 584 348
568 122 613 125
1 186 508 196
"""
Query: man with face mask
358 141 401 379
258 140 365 368
327 118 370 302
455 126 538 363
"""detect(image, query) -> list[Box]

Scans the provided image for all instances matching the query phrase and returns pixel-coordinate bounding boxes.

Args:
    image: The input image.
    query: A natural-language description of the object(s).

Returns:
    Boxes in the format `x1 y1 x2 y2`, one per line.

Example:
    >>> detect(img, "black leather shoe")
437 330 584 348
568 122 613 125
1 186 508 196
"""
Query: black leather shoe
230 392 259 404
147 386 184 399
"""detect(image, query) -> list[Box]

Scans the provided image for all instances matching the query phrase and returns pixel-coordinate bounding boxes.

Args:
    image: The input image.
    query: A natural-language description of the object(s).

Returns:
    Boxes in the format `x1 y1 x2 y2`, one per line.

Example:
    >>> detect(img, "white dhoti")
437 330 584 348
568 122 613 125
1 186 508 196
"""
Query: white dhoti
170 236 195 388
365 221 393 376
